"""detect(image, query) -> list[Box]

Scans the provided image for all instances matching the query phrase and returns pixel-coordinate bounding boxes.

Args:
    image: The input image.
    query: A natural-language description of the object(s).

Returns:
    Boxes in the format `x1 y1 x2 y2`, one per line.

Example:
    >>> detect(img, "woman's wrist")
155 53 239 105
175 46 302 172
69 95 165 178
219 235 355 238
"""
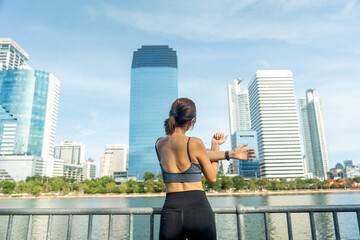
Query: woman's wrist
211 143 220 151
229 150 235 159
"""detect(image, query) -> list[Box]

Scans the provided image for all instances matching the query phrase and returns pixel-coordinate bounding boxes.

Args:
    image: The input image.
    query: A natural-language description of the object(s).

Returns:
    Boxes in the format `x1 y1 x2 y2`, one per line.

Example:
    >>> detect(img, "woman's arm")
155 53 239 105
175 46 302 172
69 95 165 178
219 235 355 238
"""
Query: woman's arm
207 145 256 162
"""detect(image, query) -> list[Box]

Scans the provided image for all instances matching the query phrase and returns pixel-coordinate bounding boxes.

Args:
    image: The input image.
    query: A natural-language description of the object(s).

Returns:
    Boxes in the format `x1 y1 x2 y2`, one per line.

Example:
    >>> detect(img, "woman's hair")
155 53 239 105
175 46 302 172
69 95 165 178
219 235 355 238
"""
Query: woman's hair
164 98 196 135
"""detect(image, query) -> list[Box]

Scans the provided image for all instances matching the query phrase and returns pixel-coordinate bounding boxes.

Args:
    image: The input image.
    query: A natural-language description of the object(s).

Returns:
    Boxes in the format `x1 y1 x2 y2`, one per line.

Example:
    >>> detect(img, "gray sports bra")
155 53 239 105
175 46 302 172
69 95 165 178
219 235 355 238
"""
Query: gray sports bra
155 137 202 183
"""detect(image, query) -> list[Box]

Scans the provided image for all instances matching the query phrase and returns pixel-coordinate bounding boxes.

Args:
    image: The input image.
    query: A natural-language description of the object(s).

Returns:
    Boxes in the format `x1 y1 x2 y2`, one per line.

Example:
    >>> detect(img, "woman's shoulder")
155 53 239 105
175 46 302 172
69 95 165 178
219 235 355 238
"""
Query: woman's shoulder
189 137 205 148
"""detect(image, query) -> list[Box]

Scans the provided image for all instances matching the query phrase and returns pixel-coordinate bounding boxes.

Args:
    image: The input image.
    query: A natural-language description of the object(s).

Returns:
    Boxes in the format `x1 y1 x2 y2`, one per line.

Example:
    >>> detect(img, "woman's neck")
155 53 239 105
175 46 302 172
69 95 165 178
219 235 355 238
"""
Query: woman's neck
172 127 187 135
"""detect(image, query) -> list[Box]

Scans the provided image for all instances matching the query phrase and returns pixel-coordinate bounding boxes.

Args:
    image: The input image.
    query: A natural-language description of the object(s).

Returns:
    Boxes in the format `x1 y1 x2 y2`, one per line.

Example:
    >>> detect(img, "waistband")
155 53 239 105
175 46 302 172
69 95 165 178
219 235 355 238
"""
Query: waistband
163 190 210 209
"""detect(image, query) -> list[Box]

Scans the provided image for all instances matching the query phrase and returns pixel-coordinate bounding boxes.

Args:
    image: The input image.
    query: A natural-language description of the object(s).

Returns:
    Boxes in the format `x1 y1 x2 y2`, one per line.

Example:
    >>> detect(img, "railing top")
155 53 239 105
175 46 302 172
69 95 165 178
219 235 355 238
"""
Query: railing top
1 204 360 215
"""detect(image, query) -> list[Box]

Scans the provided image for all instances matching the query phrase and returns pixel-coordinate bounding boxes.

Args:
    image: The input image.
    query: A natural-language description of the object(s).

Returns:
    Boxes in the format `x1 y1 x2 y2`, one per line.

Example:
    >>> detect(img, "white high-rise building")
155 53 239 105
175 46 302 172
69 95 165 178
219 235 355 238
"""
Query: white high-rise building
100 144 128 178
299 89 330 179
0 38 30 70
54 141 86 165
248 70 304 178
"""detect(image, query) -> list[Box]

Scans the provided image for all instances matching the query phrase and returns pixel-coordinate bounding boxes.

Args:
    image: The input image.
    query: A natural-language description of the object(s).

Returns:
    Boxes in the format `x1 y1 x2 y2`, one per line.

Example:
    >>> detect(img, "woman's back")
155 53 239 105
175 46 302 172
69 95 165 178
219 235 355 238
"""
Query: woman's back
156 134 204 193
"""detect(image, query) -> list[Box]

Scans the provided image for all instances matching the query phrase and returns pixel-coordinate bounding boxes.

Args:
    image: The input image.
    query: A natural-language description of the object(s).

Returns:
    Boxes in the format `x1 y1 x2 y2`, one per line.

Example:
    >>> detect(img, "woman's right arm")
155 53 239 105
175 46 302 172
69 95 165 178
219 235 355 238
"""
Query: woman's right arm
192 137 218 183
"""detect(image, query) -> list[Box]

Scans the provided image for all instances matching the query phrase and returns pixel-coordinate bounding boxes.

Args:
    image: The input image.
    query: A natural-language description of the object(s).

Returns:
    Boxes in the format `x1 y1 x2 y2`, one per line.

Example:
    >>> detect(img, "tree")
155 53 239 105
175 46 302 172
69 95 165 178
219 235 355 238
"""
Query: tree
51 177 64 193
31 185 43 197
232 176 246 190
43 183 52 193
155 178 166 192
144 180 154 193
220 175 233 190
105 182 116 193
15 180 31 194
257 178 268 191
1 181 16 194
144 172 155 181
248 178 258 191
126 179 139 193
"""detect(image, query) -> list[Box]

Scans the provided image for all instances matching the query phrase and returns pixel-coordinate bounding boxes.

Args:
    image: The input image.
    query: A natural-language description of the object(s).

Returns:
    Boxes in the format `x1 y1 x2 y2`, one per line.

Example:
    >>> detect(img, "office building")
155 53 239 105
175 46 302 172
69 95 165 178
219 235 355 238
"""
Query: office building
128 45 178 180
343 159 353 168
299 89 330 179
0 38 30 70
63 163 83 182
100 144 128 178
231 131 260 178
227 78 251 134
227 78 259 176
248 70 304 178
54 141 85 165
345 164 360 178
0 67 60 181
83 158 96 179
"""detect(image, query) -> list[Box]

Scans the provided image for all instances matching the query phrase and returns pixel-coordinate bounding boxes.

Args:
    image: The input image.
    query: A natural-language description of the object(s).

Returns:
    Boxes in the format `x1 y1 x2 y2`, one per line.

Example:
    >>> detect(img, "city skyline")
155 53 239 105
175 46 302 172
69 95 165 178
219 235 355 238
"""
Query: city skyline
1 1 359 169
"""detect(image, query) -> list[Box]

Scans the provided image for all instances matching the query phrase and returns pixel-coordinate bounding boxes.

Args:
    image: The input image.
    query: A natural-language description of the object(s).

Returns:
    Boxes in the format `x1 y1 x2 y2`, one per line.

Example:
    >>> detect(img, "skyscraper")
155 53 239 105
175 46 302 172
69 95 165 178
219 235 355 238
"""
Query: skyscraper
0 38 30 70
0 67 61 181
248 70 304 178
128 45 178 180
227 78 259 176
299 89 330 179
227 78 251 134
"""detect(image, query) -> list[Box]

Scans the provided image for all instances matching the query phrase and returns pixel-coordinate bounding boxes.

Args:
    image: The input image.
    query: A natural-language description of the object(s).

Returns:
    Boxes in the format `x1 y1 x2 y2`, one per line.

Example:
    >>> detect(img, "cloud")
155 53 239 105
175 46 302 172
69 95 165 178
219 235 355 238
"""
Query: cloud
101 1 359 44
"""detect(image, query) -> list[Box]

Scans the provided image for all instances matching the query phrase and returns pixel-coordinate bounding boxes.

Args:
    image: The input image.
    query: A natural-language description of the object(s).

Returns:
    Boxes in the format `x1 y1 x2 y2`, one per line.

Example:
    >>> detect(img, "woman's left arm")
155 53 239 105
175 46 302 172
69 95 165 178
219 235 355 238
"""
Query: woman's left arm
206 132 256 161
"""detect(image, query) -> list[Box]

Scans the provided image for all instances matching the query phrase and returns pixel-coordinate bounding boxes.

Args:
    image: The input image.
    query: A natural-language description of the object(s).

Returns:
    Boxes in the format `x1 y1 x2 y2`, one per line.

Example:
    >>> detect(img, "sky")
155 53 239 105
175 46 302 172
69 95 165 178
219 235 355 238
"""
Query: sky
1 0 359 170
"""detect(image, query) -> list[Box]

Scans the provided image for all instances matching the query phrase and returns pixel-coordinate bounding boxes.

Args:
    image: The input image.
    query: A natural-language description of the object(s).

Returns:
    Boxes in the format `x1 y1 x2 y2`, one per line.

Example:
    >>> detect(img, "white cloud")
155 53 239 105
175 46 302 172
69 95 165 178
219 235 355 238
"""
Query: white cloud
101 1 359 44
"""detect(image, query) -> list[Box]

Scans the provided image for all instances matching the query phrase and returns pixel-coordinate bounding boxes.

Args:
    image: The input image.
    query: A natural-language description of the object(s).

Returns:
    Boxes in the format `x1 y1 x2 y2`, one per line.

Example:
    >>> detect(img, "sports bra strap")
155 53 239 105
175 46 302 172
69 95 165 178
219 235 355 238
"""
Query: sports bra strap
187 137 193 163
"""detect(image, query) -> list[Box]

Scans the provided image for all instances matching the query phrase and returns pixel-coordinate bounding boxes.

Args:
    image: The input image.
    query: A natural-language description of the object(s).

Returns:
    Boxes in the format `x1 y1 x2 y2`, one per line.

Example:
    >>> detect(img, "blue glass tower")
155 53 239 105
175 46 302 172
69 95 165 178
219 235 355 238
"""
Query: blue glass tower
0 68 59 157
231 130 260 178
128 46 178 180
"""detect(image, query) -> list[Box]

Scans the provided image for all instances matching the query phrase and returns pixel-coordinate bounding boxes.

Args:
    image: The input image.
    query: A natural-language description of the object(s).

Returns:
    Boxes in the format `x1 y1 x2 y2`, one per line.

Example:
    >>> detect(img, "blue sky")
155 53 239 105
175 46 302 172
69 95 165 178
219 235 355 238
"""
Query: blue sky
1 0 359 169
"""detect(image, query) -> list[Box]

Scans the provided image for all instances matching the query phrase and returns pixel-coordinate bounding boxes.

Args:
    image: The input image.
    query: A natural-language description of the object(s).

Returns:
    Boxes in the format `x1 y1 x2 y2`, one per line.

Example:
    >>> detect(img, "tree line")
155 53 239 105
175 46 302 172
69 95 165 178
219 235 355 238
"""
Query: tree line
1 172 359 197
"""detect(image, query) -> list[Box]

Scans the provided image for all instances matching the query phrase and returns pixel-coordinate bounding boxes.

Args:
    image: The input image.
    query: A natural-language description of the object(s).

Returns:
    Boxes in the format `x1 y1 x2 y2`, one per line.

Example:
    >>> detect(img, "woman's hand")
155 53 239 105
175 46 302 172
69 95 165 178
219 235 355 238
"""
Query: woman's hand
211 133 228 150
230 144 256 160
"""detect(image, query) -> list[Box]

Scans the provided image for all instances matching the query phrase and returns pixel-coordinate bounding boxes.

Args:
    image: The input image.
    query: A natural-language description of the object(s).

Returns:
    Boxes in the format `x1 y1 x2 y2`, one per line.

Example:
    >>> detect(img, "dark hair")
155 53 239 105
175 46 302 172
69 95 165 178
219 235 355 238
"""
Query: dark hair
164 98 196 135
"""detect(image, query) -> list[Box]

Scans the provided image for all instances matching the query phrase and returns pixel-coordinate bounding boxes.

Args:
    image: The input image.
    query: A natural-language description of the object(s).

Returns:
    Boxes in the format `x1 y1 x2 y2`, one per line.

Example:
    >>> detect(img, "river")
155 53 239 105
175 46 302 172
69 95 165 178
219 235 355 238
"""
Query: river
1 192 360 239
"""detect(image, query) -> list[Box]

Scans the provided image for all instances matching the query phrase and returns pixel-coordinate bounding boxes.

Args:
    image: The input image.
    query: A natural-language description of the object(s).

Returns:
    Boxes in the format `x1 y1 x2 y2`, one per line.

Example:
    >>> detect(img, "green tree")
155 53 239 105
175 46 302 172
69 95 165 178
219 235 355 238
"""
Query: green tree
1 181 16 194
32 185 43 197
126 179 139 193
105 182 116 193
144 172 155 181
14 180 31 194
232 176 246 190
220 175 233 190
43 183 52 193
98 176 115 188
51 177 64 192
257 178 268 191
248 178 258 191
144 180 155 193
155 178 166 192
205 175 221 191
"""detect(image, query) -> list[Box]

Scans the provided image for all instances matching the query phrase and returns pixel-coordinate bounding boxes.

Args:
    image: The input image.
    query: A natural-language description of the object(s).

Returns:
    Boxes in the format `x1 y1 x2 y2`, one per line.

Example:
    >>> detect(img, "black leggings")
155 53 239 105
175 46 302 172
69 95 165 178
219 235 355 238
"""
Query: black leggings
159 190 216 240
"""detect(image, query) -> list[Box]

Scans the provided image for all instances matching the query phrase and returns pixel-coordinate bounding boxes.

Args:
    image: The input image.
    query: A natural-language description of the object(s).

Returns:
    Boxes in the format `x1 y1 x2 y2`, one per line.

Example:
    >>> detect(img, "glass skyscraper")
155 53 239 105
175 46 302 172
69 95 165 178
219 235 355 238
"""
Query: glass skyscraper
299 89 330 179
231 131 260 178
128 46 178 180
0 68 60 158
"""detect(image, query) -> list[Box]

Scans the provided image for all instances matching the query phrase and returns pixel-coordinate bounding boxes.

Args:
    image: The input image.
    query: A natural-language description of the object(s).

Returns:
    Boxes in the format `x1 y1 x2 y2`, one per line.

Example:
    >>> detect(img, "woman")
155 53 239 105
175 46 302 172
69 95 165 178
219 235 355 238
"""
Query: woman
155 98 256 240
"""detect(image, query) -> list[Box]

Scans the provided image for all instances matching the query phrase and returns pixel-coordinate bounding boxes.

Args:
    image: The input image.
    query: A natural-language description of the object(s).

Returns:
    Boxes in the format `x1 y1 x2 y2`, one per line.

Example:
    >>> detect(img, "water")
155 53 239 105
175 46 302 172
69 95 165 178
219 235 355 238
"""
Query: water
1 192 360 239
